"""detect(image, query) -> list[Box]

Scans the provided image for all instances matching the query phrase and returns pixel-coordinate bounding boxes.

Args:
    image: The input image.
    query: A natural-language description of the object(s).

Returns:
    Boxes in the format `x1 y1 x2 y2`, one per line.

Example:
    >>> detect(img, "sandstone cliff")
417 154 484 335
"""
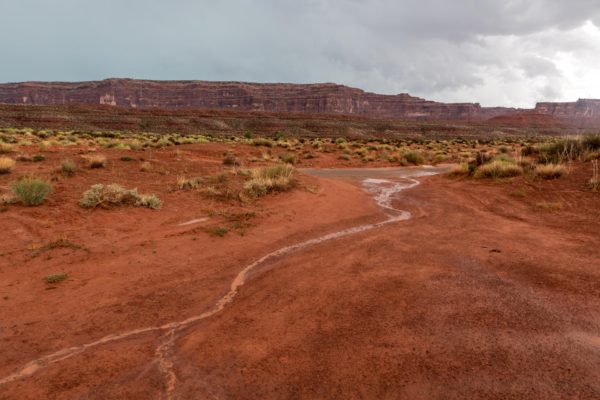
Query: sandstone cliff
0 79 509 121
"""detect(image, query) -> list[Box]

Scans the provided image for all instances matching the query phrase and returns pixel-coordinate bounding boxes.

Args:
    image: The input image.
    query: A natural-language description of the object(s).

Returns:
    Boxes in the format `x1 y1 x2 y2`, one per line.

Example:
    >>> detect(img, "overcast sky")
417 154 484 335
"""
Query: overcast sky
1 0 600 107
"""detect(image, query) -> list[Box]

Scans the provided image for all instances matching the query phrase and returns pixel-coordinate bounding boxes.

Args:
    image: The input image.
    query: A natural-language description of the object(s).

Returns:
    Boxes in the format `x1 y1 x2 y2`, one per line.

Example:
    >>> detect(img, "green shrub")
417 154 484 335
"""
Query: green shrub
32 154 45 162
11 177 52 206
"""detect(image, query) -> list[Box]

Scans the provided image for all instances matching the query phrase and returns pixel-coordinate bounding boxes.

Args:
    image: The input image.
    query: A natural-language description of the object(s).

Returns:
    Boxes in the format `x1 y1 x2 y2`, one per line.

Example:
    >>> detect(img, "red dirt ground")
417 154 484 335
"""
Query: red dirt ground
1 144 599 399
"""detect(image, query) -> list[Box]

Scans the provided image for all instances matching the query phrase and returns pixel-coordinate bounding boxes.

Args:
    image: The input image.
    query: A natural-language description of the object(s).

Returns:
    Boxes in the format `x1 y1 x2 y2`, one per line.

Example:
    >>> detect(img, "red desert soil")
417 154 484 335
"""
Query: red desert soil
0 144 599 399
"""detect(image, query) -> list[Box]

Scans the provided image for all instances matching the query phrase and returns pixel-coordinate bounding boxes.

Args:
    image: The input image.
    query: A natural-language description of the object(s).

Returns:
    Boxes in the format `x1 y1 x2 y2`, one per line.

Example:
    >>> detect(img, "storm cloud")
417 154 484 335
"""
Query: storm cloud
1 0 599 106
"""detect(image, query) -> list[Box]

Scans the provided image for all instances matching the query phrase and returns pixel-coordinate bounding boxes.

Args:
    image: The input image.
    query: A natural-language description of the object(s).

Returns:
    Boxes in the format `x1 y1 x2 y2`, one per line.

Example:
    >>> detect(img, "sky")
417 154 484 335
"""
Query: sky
1 0 600 107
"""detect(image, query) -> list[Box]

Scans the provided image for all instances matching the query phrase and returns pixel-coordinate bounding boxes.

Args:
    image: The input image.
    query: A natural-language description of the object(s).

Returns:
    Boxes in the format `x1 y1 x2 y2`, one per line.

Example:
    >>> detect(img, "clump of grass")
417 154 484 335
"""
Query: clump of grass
176 176 204 190
140 161 152 172
223 154 240 166
33 238 88 257
474 160 523 179
278 152 297 164
44 273 68 284
0 157 16 174
252 138 275 148
88 154 107 168
32 154 45 162
11 177 53 206
120 156 134 162
534 163 567 180
61 159 77 176
403 150 425 165
0 143 14 153
79 184 161 209
244 164 295 197
338 154 352 161
447 163 470 177
207 226 229 237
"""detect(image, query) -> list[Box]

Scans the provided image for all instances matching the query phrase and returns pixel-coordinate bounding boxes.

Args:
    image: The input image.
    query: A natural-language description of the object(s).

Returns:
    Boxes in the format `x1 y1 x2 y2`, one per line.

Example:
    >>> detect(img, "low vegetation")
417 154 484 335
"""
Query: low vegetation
534 163 567 179
88 154 107 168
80 184 161 209
589 160 599 191
44 273 68 284
474 159 523 179
11 177 52 206
61 159 77 175
0 157 16 174
244 164 295 197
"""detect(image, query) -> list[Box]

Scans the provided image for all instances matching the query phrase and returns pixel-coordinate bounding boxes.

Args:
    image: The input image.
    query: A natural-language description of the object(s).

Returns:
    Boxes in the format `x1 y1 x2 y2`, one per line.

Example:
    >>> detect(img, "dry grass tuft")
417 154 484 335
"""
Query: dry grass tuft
447 163 470 177
80 184 161 209
244 164 295 196
0 143 14 154
11 177 52 206
474 160 523 179
589 160 599 192
534 163 567 179
88 154 107 168
0 157 16 174
176 176 204 190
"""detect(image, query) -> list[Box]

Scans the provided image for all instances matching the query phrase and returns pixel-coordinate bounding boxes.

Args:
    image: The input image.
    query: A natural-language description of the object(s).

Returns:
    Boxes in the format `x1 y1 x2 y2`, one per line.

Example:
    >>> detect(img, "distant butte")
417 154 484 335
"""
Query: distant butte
0 78 599 126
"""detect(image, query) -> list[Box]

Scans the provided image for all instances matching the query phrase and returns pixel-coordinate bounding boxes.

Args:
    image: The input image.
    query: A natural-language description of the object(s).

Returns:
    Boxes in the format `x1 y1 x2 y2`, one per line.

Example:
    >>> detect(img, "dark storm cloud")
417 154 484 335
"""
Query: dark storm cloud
1 0 599 106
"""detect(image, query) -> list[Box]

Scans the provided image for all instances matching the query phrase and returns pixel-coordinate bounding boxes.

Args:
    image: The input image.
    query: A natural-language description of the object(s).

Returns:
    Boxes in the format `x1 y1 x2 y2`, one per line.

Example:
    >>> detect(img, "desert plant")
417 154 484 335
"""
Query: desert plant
534 163 567 179
44 273 68 284
403 150 425 165
447 163 470 177
140 161 152 172
207 226 229 237
11 177 52 206
474 160 523 179
252 138 275 148
120 156 134 162
0 157 16 174
244 164 295 196
223 154 240 166
32 154 45 162
0 143 14 153
79 184 161 209
88 154 107 168
61 159 77 175
176 176 204 190
278 152 297 164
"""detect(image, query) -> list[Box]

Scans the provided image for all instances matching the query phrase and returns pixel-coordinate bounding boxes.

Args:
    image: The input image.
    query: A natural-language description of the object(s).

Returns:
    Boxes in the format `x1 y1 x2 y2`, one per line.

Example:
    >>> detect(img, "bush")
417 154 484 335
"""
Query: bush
88 155 107 168
403 150 425 165
61 159 77 175
45 273 68 284
244 164 295 196
0 157 16 174
140 161 152 172
0 143 14 153
33 154 45 162
252 138 275 148
474 160 523 178
447 163 470 177
11 177 52 206
223 154 240 166
80 184 161 209
176 176 203 190
534 163 567 179
278 152 297 164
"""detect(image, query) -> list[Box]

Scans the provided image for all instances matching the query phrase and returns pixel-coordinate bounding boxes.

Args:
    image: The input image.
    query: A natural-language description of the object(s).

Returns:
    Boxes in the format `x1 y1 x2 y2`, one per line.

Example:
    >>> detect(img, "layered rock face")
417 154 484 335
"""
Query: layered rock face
0 79 508 120
0 78 598 125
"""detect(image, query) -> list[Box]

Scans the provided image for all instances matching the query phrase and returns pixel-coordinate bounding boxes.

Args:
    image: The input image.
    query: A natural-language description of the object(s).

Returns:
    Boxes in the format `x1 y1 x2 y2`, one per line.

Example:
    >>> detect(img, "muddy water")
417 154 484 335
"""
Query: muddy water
0 166 443 391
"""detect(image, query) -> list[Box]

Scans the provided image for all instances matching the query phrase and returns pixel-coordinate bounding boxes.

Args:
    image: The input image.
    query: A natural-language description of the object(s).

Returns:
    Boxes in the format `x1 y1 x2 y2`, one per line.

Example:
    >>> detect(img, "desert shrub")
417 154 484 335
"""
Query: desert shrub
252 138 275 148
120 156 134 162
244 164 294 196
140 161 152 172
534 163 567 179
0 157 16 174
11 177 52 206
207 226 229 237
88 154 107 168
447 163 470 177
33 154 45 162
583 134 600 151
403 150 425 165
176 176 203 190
223 154 240 166
278 152 297 164
338 154 352 160
61 159 77 175
0 143 14 153
474 160 523 179
45 273 68 284
79 184 161 209
538 137 585 163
